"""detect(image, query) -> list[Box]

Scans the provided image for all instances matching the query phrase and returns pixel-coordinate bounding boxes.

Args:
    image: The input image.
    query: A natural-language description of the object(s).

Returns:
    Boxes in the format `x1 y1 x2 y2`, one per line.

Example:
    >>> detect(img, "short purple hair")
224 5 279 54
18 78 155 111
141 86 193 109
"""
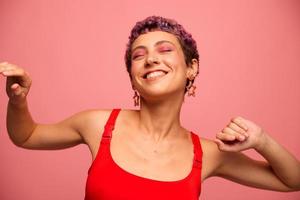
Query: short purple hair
125 16 200 77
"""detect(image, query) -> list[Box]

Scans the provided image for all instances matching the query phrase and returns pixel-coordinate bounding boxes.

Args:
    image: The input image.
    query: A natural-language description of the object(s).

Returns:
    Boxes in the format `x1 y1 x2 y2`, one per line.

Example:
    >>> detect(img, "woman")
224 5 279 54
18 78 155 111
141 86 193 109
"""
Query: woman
1 16 300 199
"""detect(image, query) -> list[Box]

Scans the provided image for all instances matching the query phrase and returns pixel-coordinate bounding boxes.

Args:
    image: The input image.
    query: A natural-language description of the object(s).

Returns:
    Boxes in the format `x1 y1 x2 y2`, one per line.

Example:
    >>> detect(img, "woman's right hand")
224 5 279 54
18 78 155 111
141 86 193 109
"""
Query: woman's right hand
0 62 32 106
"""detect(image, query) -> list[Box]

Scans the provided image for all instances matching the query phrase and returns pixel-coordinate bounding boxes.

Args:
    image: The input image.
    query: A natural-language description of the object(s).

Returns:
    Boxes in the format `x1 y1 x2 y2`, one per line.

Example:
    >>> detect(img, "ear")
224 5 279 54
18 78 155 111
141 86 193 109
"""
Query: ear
186 59 199 79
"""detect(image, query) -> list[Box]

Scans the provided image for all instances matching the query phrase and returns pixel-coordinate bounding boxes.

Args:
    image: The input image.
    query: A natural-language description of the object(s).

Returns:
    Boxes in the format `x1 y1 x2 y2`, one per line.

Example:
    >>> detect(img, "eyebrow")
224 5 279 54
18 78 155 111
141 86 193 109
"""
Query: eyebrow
131 40 176 53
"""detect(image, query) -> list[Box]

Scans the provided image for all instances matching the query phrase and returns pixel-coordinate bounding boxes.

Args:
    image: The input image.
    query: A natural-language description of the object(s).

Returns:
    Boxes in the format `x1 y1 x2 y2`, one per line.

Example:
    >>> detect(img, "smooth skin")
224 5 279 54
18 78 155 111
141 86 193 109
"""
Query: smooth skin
2 31 300 192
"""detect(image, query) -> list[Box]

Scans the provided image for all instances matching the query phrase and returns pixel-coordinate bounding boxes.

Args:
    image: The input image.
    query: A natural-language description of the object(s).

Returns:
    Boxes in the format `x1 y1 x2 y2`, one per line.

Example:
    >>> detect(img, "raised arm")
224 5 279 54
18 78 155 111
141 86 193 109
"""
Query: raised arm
210 117 300 192
1 62 86 150
7 100 85 150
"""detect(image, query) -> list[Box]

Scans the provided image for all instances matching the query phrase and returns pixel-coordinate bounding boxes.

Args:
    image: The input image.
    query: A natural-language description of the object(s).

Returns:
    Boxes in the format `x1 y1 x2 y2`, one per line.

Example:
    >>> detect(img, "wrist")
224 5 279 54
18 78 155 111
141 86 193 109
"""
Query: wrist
254 131 270 152
8 99 28 110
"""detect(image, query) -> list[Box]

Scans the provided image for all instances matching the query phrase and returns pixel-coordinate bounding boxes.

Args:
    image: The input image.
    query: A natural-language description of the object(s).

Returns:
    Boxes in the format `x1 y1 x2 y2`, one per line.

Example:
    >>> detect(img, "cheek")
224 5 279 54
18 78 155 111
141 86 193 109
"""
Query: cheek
164 54 187 74
130 63 143 85
163 56 178 69
167 55 188 85
130 62 142 76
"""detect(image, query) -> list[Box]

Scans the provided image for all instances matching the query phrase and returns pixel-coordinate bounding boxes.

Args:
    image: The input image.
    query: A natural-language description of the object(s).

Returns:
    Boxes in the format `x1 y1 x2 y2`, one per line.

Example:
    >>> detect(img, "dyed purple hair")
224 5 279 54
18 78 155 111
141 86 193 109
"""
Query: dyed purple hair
125 16 199 77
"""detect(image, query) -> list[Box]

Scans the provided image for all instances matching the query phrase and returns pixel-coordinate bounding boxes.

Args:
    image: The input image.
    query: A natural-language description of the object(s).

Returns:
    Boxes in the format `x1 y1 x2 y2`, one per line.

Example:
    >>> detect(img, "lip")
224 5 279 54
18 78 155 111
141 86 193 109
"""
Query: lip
142 70 169 82
142 69 169 79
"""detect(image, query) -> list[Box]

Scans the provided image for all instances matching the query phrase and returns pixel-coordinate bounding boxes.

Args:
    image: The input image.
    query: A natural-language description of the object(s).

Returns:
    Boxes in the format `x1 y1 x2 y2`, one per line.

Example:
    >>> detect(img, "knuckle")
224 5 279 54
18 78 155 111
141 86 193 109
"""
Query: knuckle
230 124 239 130
19 69 25 75
237 116 244 121
7 63 15 68
223 127 231 132
219 146 227 151
225 134 234 139
231 117 237 122
228 122 235 128
232 116 241 122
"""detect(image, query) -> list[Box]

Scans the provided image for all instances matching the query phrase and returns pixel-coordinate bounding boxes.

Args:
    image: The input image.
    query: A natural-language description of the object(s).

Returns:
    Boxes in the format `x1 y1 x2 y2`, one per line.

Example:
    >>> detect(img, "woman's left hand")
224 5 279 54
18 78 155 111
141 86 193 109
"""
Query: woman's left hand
214 116 267 152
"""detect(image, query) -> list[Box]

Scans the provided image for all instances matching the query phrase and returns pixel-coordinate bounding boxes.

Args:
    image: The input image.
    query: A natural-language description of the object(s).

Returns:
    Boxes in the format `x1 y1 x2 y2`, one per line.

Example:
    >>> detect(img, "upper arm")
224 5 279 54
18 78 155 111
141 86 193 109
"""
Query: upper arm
20 109 109 150
203 139 293 192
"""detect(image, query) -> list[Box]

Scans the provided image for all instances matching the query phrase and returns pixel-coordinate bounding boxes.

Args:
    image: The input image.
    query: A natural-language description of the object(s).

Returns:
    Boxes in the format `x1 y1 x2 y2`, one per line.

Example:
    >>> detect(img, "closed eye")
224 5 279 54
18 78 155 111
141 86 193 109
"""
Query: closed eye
132 54 145 60
161 49 172 52
158 47 173 53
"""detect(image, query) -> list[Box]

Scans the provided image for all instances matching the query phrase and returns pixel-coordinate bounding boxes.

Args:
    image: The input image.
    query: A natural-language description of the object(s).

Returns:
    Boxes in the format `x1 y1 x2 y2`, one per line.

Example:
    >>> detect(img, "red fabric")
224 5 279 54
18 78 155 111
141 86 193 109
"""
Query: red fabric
85 109 202 200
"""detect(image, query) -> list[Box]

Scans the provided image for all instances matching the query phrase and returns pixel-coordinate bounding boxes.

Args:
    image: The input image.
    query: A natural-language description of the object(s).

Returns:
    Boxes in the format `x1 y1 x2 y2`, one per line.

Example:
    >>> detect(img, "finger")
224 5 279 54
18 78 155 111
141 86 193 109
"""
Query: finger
214 138 244 152
0 62 18 70
1 68 15 76
214 139 237 152
231 116 248 131
11 83 24 96
3 68 31 86
214 138 235 152
228 122 249 137
222 127 247 142
2 67 25 76
0 61 9 68
2 70 14 76
2 69 31 88
214 138 224 149
0 66 14 73
11 83 20 90
0 61 9 65
216 131 236 141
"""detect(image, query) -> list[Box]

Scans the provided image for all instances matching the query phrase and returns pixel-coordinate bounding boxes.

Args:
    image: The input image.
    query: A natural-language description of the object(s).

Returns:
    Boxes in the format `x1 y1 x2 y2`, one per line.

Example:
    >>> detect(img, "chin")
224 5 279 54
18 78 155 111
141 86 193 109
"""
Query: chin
140 87 184 102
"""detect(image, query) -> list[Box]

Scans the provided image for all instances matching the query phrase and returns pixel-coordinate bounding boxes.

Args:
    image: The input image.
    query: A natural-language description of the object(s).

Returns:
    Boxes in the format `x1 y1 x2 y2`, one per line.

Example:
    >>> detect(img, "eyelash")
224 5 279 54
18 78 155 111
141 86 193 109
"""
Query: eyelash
133 54 144 59
159 48 172 52
132 48 173 60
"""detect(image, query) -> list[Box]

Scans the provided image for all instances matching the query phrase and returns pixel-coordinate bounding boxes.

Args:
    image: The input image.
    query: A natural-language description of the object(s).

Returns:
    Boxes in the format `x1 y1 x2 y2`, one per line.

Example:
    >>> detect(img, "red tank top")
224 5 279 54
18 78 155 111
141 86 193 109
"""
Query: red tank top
85 109 203 200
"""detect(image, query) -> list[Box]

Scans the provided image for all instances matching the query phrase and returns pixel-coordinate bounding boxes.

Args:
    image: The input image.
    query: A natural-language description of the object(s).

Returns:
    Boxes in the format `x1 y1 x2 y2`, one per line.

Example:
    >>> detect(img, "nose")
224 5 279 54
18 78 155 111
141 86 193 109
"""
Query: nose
145 54 160 67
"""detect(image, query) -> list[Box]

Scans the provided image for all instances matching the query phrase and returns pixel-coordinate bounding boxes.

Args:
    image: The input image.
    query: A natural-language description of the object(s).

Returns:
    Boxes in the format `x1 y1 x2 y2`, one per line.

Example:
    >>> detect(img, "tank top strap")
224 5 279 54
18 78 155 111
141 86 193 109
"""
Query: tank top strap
101 109 121 143
191 132 203 169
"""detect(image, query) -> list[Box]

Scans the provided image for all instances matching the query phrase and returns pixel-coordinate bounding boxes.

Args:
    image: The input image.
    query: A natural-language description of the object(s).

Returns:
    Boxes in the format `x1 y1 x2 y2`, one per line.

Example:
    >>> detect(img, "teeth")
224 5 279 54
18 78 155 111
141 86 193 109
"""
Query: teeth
146 71 166 79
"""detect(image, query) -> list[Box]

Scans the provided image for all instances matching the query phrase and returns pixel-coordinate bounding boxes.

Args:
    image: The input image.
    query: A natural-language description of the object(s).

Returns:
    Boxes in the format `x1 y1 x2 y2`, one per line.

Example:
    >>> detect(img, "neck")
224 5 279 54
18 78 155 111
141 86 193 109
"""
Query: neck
137 93 185 143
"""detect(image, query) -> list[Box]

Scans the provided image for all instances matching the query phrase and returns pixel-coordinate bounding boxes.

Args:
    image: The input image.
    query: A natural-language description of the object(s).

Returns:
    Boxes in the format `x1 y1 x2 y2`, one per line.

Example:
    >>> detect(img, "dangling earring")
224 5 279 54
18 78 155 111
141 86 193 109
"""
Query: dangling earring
133 90 140 106
186 78 196 97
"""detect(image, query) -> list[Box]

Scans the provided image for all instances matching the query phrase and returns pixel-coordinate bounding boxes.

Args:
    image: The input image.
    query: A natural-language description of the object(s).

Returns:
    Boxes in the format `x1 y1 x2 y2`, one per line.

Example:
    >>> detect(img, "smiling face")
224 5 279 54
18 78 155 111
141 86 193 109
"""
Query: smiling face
130 31 198 101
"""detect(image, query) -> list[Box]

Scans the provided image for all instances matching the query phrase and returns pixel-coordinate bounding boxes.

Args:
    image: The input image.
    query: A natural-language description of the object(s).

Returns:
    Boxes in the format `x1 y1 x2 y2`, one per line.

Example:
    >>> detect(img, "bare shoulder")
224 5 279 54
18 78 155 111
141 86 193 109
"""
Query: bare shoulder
200 137 226 180
73 109 112 140
74 108 136 140
77 108 137 150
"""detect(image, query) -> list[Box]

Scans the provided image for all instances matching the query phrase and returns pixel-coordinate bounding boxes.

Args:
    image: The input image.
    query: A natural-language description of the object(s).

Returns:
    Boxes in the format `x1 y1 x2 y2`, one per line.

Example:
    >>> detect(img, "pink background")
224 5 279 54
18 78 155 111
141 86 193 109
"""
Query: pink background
0 0 299 199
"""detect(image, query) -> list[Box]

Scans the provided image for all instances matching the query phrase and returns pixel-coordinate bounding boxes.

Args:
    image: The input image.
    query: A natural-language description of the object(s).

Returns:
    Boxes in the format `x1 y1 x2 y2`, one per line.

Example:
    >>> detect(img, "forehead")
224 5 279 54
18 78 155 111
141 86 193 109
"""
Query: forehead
131 31 181 50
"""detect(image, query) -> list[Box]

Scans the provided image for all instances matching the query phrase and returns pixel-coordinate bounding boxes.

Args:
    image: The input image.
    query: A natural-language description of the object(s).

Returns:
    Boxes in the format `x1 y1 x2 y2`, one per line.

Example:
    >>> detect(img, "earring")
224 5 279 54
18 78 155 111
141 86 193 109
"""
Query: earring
133 90 140 106
186 78 196 97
